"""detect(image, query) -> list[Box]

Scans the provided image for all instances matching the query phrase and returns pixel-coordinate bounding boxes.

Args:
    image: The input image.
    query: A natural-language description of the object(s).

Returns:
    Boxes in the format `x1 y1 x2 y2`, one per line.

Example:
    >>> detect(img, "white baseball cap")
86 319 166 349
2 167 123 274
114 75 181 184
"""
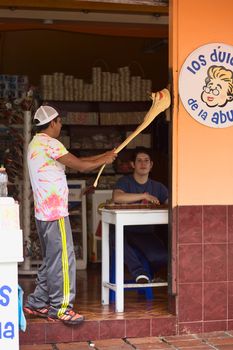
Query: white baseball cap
34 106 59 126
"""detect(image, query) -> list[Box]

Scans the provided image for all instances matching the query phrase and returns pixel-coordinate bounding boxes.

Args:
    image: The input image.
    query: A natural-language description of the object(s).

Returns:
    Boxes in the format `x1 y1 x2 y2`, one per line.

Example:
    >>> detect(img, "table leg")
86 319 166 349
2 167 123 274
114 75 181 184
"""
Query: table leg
115 219 124 312
101 220 109 305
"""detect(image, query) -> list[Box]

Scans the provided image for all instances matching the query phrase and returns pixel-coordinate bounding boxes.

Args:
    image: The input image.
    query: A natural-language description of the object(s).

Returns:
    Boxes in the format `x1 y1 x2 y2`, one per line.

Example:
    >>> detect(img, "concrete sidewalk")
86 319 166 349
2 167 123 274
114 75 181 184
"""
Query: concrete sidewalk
20 331 233 349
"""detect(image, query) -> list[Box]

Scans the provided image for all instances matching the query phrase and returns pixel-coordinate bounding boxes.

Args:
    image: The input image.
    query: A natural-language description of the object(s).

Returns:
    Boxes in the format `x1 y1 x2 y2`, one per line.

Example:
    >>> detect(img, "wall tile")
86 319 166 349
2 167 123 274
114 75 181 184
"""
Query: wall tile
204 244 227 282
228 282 233 319
176 205 230 334
151 317 176 336
100 320 125 339
179 244 202 283
178 283 202 322
228 320 233 330
19 322 46 345
46 322 72 343
178 206 202 243
172 206 178 296
203 206 227 243
204 282 227 320
178 322 203 335
228 206 233 242
203 320 227 332
125 319 150 337
228 244 233 281
73 321 99 342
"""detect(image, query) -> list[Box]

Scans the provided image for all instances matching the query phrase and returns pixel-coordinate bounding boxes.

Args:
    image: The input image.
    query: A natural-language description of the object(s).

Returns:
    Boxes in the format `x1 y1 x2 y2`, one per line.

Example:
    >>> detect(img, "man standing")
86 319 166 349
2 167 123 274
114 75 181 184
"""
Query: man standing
24 105 116 325
112 146 168 284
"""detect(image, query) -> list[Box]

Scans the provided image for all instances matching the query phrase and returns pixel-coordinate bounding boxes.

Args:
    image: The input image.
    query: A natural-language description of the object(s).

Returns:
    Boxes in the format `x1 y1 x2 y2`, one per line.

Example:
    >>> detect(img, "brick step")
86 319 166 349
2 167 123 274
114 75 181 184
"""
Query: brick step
20 314 176 345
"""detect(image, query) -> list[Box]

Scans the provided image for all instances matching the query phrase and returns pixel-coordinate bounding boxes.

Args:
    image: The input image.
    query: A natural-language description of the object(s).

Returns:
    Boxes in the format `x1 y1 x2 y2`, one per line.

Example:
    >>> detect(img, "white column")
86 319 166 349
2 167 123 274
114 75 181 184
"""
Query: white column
21 110 31 272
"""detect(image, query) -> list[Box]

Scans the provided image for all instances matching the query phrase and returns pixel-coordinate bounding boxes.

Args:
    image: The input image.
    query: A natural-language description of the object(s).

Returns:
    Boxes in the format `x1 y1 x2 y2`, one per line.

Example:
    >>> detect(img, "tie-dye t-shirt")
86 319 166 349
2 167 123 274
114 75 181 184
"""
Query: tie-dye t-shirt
27 133 69 221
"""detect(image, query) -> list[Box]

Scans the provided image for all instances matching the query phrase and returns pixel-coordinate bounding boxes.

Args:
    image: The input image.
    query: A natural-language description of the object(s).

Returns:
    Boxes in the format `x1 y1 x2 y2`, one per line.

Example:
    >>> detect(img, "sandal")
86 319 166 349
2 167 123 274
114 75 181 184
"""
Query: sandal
23 306 49 318
48 309 84 325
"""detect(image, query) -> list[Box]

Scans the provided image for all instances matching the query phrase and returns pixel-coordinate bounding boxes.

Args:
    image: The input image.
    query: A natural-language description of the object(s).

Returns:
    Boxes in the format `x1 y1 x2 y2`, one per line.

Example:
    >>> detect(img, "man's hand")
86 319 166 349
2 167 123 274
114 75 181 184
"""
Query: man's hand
143 192 160 205
104 150 117 164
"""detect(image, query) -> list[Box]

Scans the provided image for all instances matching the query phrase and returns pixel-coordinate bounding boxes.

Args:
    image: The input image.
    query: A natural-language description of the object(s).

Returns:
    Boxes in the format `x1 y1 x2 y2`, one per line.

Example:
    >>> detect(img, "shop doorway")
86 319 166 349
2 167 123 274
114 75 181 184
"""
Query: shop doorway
0 1 171 319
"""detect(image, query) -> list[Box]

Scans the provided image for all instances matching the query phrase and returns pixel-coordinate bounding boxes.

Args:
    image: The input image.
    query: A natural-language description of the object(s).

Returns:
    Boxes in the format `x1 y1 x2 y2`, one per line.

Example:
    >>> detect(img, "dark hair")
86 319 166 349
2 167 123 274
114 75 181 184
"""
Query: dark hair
34 116 59 132
131 146 152 163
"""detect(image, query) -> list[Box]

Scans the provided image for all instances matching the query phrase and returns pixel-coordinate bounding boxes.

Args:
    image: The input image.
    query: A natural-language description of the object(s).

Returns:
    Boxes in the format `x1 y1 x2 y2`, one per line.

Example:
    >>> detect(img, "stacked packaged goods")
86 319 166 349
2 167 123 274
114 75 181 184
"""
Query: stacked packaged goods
40 65 152 102
0 75 29 99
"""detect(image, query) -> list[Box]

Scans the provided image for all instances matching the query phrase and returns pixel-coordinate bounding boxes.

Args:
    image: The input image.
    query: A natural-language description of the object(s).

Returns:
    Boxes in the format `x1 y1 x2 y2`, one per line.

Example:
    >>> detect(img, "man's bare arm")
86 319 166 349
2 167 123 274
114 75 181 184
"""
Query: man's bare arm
58 150 116 173
79 152 114 162
112 189 160 204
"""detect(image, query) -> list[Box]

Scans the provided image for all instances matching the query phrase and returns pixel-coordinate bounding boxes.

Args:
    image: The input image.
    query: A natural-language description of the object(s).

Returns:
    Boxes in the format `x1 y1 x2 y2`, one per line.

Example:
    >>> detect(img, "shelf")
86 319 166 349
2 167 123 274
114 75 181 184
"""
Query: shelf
56 100 153 216
63 123 150 128
68 179 87 270
0 124 23 128
67 173 117 178
69 148 113 151
43 100 151 113
69 146 151 152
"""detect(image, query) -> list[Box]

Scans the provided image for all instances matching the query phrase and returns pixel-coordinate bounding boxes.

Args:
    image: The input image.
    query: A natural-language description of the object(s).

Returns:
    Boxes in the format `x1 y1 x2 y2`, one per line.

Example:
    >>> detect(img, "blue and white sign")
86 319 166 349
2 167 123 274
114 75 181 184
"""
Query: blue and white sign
179 43 233 128
0 265 19 350
0 198 23 350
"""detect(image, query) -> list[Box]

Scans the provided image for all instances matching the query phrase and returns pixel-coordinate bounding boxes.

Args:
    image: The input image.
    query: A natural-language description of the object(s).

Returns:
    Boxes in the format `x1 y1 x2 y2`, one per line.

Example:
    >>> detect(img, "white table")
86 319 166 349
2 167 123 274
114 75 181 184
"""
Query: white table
101 208 168 312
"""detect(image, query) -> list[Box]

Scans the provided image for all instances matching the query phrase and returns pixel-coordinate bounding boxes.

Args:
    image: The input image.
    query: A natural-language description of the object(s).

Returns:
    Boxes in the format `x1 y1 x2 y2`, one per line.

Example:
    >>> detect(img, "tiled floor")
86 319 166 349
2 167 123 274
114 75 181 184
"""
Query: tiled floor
20 331 233 349
19 263 169 320
19 263 176 345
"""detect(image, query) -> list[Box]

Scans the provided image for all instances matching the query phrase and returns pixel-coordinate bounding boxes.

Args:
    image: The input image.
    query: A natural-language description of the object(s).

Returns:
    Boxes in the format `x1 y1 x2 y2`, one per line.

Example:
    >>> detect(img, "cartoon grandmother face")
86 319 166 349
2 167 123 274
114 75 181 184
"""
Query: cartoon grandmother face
201 65 233 107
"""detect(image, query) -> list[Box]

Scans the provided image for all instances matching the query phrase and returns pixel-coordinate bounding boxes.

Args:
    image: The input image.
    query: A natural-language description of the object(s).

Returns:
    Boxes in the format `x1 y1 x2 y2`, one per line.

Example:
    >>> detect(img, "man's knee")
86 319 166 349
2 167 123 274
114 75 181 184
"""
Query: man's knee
149 249 168 267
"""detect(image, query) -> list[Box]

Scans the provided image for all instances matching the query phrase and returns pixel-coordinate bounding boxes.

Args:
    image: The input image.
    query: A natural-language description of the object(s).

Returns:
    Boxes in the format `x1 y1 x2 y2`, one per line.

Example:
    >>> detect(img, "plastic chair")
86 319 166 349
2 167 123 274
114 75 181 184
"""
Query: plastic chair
109 246 154 302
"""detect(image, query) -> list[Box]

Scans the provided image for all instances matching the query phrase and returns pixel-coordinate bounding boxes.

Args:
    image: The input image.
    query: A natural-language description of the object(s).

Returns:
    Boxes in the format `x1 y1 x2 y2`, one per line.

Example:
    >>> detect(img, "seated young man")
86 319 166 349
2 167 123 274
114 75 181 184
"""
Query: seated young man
111 146 168 283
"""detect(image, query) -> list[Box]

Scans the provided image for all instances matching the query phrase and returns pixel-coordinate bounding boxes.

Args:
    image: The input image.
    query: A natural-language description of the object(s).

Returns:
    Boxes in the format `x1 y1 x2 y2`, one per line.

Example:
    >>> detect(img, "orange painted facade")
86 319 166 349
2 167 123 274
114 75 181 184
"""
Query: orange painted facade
170 0 233 205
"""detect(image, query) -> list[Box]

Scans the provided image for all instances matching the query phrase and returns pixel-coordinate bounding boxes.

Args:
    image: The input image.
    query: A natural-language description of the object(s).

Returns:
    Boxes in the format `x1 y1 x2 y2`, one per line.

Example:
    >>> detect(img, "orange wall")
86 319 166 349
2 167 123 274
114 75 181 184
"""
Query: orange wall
171 0 233 205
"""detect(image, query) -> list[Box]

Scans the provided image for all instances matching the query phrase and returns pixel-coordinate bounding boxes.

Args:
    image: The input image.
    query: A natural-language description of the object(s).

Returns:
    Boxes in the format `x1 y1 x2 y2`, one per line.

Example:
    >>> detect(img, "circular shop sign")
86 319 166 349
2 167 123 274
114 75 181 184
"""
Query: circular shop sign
179 42 233 128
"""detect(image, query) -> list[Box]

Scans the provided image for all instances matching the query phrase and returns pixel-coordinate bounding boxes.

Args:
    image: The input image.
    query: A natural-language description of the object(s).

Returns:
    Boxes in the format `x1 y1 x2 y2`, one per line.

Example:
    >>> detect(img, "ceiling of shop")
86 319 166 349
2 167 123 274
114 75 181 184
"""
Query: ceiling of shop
0 0 169 15
0 1 169 99
0 1 168 38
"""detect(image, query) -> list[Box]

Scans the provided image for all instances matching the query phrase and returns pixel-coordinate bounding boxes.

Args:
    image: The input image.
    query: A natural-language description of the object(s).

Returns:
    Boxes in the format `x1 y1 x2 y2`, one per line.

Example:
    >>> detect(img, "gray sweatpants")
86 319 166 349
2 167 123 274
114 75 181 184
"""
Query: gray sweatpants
25 216 76 317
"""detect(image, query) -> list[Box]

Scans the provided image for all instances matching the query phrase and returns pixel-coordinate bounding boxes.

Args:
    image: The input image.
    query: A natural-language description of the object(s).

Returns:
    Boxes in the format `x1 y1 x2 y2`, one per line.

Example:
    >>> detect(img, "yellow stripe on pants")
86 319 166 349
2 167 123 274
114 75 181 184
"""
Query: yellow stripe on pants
57 218 70 317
